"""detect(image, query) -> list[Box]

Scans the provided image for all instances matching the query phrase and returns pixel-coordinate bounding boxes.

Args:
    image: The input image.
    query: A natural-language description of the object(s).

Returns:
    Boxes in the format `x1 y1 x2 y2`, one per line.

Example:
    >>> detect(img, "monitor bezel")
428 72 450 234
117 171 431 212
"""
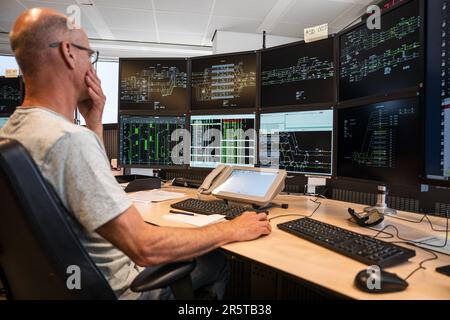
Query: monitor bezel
421 0 450 188
336 0 425 103
258 107 335 176
117 112 189 169
188 113 257 169
118 57 189 115
0 76 24 117
189 50 258 111
333 92 424 187
259 35 337 110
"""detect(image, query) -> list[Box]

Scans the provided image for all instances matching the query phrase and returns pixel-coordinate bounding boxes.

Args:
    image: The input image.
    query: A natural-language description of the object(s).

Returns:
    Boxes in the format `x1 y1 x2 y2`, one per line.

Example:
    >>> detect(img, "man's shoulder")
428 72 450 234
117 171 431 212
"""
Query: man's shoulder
21 108 97 145
1 108 97 157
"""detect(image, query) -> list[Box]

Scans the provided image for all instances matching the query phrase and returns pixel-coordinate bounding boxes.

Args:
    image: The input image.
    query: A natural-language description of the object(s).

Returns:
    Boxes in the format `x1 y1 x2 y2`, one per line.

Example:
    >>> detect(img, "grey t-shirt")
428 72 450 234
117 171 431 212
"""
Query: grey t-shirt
0 107 140 299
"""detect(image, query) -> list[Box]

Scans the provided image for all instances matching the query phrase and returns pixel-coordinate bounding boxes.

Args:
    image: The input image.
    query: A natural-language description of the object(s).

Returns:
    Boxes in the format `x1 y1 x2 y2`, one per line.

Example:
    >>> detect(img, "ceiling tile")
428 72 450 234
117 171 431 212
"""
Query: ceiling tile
110 28 159 42
154 0 213 15
270 22 304 38
0 0 27 24
280 0 351 25
0 20 14 32
96 6 155 31
93 0 152 10
159 32 204 46
21 0 75 6
213 0 277 19
207 15 260 34
7 0 97 33
156 12 209 34
83 27 100 39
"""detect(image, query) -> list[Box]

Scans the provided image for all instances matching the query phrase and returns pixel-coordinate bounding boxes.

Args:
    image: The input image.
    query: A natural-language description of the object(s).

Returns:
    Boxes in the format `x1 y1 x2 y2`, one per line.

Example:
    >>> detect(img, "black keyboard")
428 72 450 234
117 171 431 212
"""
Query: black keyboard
277 218 416 268
171 198 249 220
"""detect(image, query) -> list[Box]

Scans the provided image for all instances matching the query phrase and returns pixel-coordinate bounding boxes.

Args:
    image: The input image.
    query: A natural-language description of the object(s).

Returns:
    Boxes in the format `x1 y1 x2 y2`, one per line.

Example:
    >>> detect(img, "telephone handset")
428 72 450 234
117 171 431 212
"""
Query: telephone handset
198 164 232 195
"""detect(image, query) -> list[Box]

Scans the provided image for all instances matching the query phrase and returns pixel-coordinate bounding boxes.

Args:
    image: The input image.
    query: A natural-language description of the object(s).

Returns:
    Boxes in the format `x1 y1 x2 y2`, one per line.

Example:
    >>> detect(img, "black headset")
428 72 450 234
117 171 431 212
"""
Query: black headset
347 208 384 227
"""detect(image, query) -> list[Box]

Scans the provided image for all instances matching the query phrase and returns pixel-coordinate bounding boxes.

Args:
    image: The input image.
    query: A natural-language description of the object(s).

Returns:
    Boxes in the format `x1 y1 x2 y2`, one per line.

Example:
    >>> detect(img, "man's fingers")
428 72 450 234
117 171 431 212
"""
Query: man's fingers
256 213 268 221
89 68 102 86
260 225 271 235
87 87 103 104
86 74 103 96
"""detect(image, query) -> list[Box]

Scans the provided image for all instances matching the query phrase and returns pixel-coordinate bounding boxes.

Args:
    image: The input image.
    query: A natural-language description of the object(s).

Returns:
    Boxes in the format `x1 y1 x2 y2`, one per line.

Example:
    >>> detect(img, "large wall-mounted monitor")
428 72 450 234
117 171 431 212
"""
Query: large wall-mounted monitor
261 37 335 108
339 0 422 101
119 58 187 112
119 115 186 167
337 97 421 185
425 0 450 184
259 109 333 175
0 116 9 129
0 77 23 115
190 52 257 110
190 114 256 168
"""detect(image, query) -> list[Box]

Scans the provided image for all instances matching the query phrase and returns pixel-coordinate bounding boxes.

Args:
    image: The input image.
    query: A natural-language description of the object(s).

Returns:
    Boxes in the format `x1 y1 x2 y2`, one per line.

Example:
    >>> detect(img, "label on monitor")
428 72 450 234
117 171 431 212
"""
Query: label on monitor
304 23 328 43
4 69 18 78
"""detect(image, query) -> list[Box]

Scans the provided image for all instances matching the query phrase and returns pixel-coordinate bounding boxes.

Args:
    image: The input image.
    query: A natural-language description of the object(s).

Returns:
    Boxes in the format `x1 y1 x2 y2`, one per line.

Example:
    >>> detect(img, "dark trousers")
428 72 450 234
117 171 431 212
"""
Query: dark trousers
139 250 229 300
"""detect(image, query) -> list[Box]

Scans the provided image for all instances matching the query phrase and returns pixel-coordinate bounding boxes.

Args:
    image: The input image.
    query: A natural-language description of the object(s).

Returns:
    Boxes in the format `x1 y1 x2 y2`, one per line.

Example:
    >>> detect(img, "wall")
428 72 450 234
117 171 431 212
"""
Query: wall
213 30 301 54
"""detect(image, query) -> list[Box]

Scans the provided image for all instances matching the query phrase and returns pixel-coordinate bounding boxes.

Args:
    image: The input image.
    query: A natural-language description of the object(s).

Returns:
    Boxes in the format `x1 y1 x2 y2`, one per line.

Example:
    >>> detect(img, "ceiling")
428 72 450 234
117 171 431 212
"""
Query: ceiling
0 0 374 47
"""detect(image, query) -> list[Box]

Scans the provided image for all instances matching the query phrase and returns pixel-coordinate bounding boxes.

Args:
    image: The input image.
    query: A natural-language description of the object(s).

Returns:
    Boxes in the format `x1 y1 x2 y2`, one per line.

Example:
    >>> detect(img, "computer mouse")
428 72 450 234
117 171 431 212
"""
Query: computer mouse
354 269 408 293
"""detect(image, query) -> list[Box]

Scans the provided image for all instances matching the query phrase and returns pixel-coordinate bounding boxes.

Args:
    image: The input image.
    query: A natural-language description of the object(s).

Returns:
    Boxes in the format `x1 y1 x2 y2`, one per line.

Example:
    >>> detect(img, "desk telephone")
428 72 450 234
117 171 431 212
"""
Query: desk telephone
197 164 232 195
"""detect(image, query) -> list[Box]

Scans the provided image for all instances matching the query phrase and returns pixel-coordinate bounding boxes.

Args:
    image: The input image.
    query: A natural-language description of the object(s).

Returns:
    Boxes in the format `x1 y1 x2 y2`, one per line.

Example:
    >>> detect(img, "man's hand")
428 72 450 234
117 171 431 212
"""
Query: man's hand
226 212 271 242
78 67 106 139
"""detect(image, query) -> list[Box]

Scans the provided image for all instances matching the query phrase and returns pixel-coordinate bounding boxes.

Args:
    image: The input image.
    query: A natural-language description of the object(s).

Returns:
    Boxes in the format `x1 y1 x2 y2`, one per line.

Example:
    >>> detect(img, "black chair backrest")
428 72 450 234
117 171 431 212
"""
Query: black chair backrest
0 138 116 300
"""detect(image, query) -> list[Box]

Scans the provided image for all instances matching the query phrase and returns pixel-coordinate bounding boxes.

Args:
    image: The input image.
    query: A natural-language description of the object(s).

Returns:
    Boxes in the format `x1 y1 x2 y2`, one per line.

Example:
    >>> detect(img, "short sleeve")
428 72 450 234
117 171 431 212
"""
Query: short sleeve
43 129 132 232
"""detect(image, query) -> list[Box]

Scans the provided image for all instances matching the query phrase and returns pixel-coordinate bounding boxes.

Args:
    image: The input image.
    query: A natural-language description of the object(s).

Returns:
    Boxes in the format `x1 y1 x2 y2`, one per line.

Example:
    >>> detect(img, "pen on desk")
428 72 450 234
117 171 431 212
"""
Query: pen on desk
170 210 195 216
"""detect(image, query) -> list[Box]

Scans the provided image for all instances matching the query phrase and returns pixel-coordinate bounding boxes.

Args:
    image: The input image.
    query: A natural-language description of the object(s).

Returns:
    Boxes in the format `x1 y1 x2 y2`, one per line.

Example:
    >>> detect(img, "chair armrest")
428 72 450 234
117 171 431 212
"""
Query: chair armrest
130 260 196 293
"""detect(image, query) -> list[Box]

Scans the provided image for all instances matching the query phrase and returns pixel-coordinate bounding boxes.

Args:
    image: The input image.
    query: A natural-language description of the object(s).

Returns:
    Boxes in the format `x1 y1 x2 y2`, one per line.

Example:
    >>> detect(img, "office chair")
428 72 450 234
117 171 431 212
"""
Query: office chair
0 138 196 300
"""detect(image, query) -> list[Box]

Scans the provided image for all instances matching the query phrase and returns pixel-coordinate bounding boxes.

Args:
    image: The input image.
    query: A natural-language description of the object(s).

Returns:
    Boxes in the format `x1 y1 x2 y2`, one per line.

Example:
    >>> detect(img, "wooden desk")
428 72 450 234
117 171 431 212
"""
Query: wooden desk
135 186 450 300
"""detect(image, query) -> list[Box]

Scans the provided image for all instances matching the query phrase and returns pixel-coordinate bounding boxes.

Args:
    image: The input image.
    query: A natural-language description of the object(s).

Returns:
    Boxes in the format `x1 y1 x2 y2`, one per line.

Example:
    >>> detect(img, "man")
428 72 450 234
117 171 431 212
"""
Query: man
0 8 271 299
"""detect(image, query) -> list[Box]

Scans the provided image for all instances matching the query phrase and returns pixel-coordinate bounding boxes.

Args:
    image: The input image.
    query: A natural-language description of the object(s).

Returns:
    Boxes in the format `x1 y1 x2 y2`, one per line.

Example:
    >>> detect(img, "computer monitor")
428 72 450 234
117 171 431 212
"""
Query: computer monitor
212 167 287 207
119 115 186 167
190 52 256 110
261 37 335 108
425 0 450 184
119 58 187 112
0 117 8 128
0 77 23 115
190 114 256 168
259 109 333 175
339 0 422 101
337 97 421 185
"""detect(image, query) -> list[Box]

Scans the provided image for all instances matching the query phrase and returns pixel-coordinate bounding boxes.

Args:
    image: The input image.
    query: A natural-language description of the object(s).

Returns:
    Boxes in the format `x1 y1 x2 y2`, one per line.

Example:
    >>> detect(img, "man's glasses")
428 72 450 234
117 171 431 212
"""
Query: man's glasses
49 42 99 64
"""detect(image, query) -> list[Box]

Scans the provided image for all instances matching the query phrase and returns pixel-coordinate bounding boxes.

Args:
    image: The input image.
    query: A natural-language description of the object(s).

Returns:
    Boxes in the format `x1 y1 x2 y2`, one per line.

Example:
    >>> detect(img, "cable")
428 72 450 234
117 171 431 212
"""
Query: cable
386 212 449 233
346 218 394 239
269 197 322 222
348 210 448 280
270 188 327 222
388 241 439 281
372 219 448 250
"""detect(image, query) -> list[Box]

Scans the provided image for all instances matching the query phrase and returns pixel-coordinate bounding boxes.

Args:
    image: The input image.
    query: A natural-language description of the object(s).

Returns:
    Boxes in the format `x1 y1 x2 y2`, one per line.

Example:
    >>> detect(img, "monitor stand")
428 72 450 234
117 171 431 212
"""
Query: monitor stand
363 185 397 216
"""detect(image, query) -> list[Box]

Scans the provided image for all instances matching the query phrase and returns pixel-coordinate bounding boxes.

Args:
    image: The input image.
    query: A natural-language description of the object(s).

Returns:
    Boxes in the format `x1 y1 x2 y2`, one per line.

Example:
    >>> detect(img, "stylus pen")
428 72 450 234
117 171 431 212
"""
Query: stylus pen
170 210 195 216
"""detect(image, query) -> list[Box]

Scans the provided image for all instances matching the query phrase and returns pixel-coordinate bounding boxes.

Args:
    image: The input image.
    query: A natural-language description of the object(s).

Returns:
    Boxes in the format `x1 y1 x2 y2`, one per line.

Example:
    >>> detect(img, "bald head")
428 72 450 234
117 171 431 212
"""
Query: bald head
10 8 82 75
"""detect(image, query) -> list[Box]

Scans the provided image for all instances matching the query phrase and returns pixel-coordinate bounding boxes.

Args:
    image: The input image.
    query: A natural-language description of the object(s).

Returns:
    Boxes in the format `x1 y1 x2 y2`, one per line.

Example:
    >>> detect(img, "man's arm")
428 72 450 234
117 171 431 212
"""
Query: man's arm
96 205 271 267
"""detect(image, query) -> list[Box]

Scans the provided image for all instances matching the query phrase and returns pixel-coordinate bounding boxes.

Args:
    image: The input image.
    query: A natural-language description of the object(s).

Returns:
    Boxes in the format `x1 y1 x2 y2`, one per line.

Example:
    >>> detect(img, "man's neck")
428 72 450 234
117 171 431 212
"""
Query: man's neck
21 81 77 123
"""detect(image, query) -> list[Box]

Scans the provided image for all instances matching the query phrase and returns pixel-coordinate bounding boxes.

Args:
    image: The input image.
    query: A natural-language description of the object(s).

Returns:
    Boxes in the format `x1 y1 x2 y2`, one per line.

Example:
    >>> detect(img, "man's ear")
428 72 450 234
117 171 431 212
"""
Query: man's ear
60 41 76 70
